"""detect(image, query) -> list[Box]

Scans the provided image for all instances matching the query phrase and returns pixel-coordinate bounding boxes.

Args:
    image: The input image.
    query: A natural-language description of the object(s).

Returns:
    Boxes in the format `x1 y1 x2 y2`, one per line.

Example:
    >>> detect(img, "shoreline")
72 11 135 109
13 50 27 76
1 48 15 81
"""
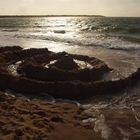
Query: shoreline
0 36 140 77
0 15 105 18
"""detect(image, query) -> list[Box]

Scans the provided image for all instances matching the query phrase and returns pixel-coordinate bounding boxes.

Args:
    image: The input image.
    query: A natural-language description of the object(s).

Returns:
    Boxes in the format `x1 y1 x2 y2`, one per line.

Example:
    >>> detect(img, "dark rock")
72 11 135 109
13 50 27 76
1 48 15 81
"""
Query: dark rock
0 46 22 53
15 129 24 136
33 110 47 116
0 95 6 102
51 114 63 122
32 119 48 128
1 127 13 135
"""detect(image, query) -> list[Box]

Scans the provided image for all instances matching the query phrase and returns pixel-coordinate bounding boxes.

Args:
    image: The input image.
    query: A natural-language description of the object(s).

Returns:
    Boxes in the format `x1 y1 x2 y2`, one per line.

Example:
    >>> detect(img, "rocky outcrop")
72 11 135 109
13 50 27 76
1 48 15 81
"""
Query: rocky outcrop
0 46 140 100
0 46 22 53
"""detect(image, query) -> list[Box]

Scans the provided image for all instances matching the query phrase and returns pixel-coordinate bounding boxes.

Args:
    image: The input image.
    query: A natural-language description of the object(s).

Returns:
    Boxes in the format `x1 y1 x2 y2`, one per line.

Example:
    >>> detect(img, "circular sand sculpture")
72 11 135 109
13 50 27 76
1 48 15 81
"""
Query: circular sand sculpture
17 51 110 81
0 46 140 100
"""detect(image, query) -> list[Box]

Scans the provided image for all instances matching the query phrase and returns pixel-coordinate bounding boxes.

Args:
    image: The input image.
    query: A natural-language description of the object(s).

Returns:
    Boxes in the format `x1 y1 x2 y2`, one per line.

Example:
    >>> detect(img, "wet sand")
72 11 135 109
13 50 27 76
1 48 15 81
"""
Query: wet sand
0 91 140 140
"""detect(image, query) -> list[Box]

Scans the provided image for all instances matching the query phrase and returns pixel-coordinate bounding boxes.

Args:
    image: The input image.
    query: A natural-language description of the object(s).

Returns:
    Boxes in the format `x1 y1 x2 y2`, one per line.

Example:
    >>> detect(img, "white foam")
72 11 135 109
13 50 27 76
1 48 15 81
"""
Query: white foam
117 127 131 140
94 114 111 140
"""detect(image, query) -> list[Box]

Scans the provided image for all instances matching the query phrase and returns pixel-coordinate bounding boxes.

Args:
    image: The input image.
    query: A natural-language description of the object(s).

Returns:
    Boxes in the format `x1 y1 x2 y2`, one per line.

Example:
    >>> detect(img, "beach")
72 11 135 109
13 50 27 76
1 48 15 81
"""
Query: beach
0 16 140 139
0 89 140 140
0 45 140 140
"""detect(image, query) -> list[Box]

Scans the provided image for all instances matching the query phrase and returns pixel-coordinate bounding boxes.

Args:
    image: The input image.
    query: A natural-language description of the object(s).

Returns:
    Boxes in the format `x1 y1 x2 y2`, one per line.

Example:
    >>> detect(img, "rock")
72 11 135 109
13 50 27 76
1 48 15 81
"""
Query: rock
33 110 47 116
0 46 22 53
0 95 6 102
51 114 63 122
1 127 13 135
15 129 24 136
54 30 66 34
0 134 15 140
32 119 49 128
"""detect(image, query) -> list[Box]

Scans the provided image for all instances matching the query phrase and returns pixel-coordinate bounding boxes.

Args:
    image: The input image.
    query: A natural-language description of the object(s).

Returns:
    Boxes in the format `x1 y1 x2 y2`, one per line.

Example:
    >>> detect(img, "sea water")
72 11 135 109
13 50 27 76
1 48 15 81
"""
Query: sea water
0 16 140 50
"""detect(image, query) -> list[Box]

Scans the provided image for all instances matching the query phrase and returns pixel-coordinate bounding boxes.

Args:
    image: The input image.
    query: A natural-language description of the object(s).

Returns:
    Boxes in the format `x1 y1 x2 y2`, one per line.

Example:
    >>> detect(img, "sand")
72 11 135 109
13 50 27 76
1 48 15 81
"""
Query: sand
0 91 140 140
0 46 140 139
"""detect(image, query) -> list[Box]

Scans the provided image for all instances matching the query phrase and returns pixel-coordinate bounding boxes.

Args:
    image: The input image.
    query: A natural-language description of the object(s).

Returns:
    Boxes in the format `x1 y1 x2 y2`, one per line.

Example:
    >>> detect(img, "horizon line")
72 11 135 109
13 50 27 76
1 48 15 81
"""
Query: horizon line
0 15 139 18
0 15 104 17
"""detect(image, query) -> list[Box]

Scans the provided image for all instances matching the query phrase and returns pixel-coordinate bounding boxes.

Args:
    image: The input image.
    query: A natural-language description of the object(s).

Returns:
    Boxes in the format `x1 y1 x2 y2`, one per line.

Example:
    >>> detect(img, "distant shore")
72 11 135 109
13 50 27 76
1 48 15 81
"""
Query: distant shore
0 15 105 18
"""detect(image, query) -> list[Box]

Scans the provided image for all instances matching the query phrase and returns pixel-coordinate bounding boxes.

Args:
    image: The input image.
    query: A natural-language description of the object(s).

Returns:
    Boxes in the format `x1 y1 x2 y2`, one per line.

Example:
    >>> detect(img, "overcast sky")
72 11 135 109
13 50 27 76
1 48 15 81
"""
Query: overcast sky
0 0 140 16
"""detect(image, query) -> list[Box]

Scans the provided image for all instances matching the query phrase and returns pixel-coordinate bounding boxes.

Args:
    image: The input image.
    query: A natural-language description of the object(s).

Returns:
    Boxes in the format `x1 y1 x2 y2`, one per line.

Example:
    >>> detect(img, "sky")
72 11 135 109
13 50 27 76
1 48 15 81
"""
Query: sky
0 0 140 17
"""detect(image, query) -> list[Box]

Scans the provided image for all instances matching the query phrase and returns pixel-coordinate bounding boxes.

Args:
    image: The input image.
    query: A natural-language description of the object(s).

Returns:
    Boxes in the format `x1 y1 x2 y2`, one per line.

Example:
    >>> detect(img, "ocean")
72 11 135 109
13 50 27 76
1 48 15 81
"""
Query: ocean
0 16 140 78
0 16 140 50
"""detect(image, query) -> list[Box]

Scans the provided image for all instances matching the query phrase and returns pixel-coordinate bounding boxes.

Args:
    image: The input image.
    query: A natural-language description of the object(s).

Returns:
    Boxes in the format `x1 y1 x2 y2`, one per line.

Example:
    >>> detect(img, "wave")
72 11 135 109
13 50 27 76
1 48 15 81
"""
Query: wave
12 33 140 51
109 47 140 51
53 30 66 34
0 21 140 52
2 29 19 32
121 36 140 44
80 25 140 35
13 33 103 47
